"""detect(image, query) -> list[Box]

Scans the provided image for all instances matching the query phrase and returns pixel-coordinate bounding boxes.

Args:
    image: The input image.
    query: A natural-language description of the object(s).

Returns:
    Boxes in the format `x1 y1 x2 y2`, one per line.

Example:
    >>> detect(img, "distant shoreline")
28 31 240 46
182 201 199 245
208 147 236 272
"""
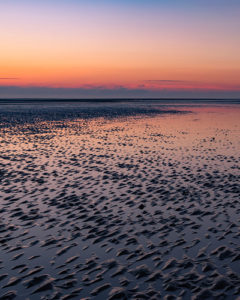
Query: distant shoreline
0 98 240 104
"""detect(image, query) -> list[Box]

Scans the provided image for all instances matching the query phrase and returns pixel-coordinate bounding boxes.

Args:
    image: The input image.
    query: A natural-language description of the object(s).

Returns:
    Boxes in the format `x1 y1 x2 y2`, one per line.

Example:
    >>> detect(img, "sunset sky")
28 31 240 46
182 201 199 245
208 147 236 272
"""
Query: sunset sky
1 0 240 98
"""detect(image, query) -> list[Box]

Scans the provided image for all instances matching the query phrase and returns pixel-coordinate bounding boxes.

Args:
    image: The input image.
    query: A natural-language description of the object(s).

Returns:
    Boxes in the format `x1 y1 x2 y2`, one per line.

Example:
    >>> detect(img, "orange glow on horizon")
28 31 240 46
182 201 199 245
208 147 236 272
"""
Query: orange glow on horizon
1 1 240 96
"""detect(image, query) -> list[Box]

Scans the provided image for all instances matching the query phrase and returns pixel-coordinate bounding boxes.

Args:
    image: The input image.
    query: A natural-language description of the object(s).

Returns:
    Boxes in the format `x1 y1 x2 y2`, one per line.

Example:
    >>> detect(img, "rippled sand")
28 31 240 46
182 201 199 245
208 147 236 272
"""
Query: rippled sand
0 100 239 299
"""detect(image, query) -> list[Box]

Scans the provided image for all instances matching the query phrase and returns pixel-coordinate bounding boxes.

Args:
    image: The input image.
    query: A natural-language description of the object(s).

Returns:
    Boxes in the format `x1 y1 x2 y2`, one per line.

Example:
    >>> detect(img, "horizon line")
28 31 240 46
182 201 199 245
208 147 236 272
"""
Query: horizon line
1 98 240 102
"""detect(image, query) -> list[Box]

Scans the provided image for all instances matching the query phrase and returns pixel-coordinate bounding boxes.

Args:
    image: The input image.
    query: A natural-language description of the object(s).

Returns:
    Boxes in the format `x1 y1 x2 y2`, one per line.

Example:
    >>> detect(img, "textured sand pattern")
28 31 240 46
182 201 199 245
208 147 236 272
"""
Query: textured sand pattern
0 101 239 299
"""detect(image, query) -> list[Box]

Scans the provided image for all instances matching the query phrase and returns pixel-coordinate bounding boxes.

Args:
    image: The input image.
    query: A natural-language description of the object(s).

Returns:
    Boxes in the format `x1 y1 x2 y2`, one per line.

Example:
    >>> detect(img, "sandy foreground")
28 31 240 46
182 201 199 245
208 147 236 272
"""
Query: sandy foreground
0 100 239 299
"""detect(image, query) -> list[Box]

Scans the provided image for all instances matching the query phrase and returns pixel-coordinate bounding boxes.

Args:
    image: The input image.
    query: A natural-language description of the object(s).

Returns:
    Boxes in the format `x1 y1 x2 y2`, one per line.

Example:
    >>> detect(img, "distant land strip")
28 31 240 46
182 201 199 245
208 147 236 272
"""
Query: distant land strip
0 98 240 104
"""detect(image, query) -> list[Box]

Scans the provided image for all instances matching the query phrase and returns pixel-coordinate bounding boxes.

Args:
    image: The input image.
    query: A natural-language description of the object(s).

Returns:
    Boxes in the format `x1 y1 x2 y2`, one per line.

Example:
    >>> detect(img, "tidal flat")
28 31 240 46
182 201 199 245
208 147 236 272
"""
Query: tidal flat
0 100 239 299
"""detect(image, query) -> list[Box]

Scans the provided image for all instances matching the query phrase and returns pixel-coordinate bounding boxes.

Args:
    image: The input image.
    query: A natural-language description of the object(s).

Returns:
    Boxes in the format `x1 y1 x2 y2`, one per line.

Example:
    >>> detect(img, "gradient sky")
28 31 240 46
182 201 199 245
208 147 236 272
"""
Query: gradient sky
1 0 240 98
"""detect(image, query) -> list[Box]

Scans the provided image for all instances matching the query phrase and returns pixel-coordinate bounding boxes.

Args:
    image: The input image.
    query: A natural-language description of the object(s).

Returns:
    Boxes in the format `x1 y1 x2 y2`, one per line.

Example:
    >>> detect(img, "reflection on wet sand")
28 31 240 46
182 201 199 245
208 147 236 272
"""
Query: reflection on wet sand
0 101 239 299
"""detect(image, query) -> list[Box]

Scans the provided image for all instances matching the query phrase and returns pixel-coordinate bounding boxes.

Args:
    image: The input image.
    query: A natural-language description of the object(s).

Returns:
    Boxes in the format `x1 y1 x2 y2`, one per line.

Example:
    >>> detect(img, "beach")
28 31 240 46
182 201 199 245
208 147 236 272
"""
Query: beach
0 100 239 299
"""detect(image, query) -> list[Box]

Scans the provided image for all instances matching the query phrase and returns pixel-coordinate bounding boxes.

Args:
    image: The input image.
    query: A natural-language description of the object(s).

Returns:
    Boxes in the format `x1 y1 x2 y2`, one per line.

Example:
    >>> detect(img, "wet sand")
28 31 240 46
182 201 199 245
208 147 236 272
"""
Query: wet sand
0 100 239 299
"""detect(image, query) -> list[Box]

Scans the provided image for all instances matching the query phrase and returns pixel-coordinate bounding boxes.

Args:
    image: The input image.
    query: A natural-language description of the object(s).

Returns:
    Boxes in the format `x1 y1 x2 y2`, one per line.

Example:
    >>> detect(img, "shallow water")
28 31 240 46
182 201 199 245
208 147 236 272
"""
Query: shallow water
0 100 240 299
